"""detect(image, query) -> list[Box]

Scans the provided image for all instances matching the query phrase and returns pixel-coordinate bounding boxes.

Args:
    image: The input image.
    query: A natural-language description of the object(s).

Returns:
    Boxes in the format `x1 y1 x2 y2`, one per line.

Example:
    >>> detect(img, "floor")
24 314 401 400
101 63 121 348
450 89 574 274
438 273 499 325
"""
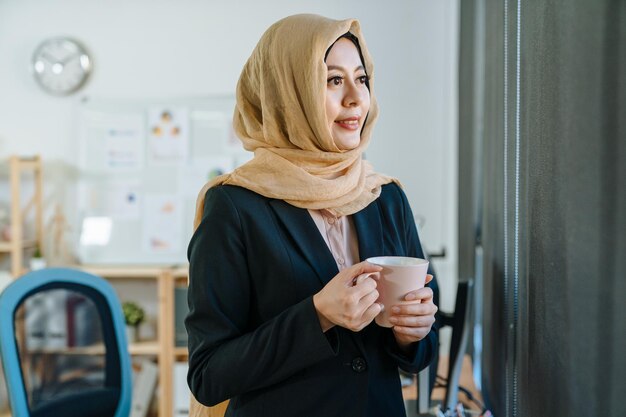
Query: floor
403 355 483 417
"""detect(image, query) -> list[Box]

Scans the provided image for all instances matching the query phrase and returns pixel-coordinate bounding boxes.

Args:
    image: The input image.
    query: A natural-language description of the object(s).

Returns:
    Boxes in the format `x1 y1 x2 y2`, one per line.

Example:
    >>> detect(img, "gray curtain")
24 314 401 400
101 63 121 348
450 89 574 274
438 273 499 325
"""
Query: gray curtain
459 1 626 416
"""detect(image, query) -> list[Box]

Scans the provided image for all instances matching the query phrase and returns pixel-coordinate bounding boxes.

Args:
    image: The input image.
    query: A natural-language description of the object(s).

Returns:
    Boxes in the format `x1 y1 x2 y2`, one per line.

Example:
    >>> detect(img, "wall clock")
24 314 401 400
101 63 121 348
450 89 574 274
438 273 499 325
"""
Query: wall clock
31 37 92 96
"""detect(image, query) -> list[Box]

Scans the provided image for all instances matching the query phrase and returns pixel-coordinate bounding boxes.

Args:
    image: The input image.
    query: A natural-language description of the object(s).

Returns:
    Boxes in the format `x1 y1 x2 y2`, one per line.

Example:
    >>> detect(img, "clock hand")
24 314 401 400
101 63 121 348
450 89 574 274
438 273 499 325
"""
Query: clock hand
61 52 81 65
40 52 60 64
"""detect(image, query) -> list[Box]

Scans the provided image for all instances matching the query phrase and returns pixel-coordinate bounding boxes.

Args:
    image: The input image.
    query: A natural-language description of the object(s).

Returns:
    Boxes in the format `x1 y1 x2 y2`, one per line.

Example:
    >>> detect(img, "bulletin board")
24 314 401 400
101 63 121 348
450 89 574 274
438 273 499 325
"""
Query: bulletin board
75 96 251 265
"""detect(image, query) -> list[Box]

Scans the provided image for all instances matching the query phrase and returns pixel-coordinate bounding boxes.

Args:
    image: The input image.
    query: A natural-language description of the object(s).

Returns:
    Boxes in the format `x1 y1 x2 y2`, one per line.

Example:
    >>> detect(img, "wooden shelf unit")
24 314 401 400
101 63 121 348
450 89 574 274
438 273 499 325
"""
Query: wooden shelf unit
0 156 43 277
24 340 161 356
80 265 189 417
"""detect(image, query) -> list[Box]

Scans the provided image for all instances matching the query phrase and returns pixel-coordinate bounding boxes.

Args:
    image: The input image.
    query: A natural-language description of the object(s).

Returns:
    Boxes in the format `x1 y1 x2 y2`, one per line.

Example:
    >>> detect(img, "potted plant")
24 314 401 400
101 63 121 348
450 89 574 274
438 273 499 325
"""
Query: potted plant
122 301 145 343
29 245 46 271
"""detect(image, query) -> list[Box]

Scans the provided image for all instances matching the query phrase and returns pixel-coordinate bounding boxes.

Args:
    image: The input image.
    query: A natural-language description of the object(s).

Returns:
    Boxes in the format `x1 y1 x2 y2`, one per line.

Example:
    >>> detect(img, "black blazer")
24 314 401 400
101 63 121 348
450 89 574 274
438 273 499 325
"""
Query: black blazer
186 183 437 417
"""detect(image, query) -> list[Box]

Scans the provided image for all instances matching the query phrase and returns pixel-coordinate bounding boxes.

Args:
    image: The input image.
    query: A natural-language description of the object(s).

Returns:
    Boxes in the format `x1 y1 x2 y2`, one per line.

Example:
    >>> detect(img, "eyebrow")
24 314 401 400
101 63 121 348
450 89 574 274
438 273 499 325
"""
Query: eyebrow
326 64 365 72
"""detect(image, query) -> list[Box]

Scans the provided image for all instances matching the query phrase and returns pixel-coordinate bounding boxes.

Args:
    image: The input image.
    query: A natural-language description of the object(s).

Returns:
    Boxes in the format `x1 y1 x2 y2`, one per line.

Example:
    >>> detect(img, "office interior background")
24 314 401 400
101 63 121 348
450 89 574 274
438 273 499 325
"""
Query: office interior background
0 0 624 416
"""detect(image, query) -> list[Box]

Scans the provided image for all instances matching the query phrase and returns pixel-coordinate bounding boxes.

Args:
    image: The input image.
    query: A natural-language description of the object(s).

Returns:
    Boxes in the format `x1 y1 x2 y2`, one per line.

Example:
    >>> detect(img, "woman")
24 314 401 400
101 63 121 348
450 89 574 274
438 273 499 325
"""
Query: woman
186 14 438 417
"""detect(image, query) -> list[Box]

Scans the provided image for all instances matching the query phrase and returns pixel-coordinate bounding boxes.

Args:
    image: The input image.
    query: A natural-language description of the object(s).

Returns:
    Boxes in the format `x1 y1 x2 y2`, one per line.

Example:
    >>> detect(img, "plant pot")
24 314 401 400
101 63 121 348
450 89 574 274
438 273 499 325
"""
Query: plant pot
29 257 47 271
125 325 138 344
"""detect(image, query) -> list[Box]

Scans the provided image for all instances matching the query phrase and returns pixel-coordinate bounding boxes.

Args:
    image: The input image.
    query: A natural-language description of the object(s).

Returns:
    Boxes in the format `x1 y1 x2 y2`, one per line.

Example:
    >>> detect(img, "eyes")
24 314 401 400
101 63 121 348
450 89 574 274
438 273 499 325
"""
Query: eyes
327 74 369 87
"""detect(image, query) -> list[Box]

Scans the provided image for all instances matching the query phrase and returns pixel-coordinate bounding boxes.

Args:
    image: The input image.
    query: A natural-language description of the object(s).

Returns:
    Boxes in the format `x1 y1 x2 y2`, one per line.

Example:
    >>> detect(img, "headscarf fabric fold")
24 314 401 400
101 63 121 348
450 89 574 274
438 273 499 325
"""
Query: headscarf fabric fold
193 14 398 229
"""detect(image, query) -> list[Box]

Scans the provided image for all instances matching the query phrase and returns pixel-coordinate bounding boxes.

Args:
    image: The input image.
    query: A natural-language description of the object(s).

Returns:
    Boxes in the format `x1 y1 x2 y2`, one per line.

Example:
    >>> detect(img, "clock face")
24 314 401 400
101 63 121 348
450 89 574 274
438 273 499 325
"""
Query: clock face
32 37 92 96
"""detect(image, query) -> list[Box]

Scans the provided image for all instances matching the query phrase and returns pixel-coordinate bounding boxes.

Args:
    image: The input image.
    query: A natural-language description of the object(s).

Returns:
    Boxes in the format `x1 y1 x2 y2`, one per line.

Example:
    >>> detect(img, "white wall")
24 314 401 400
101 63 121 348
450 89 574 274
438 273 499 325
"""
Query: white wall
0 0 458 341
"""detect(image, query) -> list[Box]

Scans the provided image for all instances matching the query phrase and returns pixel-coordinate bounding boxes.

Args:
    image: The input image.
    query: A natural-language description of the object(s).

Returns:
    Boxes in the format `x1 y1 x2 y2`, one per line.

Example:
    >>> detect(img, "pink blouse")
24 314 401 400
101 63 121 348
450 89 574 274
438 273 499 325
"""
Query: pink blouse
308 209 360 271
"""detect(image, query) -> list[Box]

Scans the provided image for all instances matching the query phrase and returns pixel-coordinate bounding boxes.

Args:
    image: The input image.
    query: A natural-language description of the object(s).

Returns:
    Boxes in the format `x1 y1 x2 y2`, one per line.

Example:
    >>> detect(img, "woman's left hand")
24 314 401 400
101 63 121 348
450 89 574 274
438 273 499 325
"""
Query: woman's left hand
388 274 438 350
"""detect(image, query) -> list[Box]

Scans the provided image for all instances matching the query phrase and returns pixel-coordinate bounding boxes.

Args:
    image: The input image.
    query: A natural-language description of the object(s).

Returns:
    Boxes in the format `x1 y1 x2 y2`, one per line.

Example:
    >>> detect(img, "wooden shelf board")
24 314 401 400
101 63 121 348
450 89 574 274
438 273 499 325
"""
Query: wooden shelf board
171 266 189 278
26 344 107 355
129 340 160 355
79 265 168 278
174 346 188 357
0 240 36 252
22 340 160 356
17 160 40 170
78 265 189 280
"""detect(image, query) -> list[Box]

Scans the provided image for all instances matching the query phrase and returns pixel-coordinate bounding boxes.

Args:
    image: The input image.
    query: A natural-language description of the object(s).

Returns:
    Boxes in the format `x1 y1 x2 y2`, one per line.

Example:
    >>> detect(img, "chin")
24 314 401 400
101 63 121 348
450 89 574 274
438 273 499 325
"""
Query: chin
334 134 361 151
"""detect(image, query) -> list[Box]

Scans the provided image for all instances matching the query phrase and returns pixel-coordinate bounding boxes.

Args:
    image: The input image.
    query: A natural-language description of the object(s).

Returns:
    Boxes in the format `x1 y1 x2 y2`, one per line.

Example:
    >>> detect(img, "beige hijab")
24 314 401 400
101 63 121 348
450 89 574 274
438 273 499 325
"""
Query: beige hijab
193 14 397 229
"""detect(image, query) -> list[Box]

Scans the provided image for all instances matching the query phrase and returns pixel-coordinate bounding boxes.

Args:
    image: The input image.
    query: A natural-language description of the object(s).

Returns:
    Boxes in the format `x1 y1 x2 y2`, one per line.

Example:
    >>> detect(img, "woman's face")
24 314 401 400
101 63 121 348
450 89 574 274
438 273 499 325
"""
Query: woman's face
325 38 371 151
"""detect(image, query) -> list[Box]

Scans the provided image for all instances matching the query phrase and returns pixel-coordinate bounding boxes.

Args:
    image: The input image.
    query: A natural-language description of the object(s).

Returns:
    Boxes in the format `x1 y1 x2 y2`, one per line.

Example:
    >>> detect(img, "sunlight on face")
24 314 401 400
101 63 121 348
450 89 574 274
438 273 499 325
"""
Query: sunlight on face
325 38 371 151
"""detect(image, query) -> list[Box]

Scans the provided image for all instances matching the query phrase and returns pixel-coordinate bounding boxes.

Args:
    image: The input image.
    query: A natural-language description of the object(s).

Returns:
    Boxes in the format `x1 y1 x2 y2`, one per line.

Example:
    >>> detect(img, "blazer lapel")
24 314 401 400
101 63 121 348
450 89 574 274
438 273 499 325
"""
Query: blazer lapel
268 200 339 285
352 199 384 261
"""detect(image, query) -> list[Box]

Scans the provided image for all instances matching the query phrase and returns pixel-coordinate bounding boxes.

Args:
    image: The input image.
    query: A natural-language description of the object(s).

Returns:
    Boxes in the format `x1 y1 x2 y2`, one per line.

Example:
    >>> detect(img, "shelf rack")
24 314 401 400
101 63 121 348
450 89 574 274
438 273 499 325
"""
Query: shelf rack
0 155 43 277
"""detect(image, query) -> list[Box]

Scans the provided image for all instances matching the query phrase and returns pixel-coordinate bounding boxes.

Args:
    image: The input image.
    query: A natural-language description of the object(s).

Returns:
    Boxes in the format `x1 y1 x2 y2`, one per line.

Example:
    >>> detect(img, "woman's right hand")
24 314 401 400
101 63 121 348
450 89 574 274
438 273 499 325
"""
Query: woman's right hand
313 261 383 332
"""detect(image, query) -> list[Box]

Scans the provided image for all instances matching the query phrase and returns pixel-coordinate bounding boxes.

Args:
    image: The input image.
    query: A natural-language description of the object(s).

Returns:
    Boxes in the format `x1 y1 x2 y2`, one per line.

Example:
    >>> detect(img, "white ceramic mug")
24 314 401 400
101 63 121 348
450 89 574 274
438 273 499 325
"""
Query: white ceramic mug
365 256 429 328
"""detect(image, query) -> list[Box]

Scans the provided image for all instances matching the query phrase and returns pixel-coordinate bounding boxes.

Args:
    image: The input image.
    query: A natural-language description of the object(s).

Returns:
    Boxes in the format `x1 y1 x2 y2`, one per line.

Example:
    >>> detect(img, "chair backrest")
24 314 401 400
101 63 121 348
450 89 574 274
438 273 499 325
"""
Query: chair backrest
0 268 132 417
442 280 474 411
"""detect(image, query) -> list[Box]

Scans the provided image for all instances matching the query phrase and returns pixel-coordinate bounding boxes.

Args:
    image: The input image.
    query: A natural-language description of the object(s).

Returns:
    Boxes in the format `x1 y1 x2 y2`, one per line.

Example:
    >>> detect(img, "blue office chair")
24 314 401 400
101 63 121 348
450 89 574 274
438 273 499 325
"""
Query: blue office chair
0 268 132 417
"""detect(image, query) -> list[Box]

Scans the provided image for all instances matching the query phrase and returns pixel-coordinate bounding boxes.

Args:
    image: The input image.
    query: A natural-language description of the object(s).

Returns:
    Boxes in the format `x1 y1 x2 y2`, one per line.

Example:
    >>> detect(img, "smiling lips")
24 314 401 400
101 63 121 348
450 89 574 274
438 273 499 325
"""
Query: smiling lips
334 116 361 130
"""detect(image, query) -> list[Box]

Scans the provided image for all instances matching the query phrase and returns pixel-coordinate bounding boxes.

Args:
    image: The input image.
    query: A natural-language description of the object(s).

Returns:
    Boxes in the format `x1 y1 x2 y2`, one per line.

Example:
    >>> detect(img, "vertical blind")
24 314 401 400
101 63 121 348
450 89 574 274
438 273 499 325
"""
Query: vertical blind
458 1 626 416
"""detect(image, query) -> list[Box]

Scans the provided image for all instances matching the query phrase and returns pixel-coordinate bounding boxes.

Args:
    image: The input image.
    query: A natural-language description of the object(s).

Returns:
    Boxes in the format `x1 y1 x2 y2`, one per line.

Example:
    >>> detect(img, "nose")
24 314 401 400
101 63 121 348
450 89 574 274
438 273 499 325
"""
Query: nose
342 81 363 107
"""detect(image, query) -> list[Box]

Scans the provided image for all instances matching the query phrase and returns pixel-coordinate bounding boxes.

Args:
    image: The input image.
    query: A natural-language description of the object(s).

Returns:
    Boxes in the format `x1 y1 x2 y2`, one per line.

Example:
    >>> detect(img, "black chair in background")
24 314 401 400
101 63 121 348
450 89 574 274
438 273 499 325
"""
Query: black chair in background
417 279 474 415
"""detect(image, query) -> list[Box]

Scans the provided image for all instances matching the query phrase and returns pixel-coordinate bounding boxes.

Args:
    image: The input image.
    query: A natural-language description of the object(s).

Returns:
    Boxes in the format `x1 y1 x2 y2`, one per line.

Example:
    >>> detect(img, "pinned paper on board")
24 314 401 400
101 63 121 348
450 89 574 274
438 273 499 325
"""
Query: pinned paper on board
82 180 142 220
79 217 112 246
79 111 145 172
180 156 234 197
141 194 183 254
105 120 145 170
147 107 189 164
